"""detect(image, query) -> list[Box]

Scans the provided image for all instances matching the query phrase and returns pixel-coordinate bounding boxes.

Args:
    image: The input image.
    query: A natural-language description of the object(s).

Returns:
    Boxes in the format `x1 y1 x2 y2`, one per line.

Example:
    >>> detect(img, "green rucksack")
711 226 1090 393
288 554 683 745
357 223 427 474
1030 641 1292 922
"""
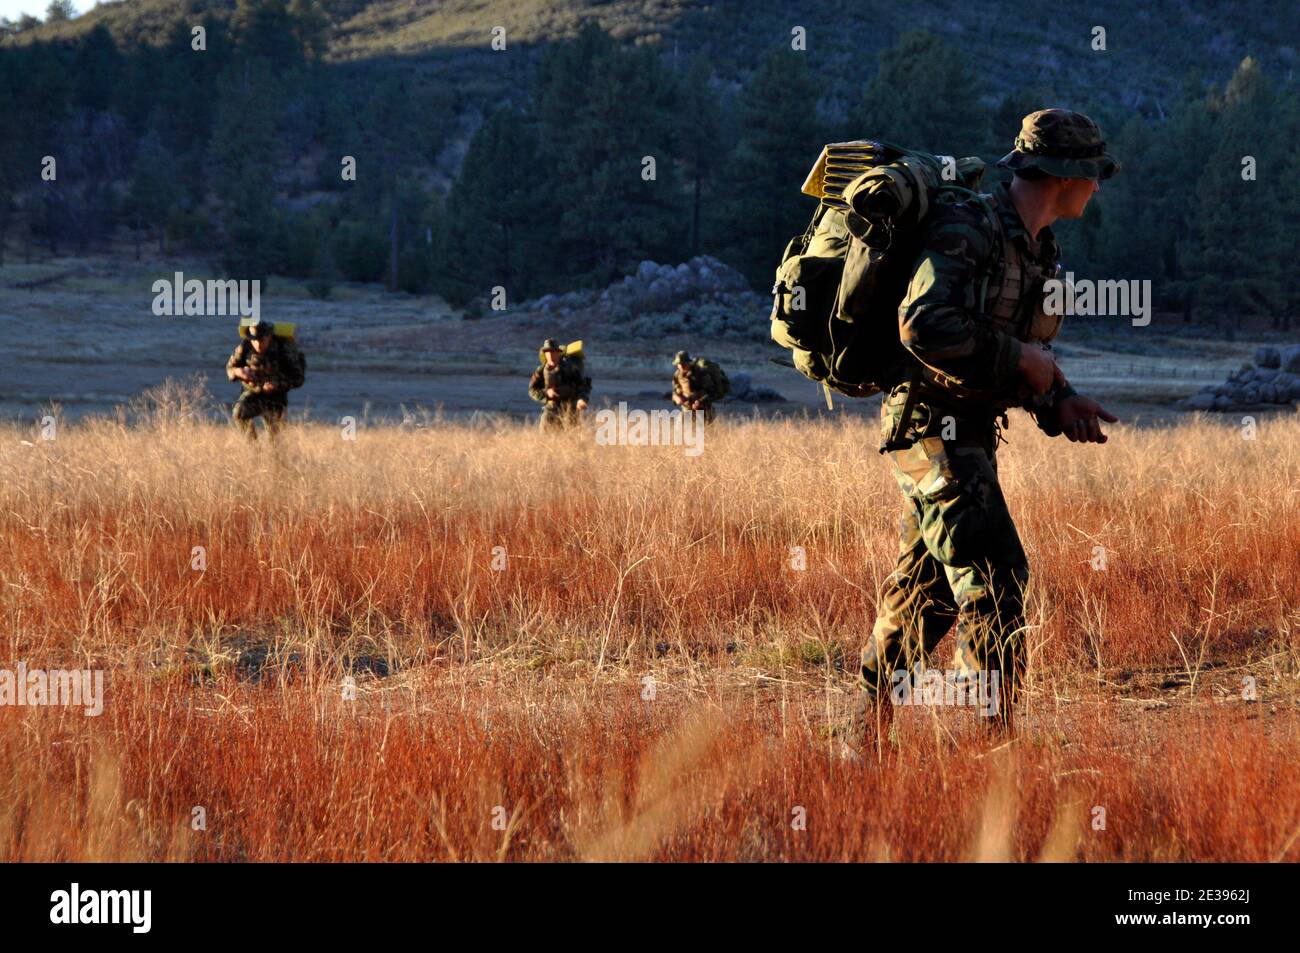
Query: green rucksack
770 140 995 398
698 358 729 399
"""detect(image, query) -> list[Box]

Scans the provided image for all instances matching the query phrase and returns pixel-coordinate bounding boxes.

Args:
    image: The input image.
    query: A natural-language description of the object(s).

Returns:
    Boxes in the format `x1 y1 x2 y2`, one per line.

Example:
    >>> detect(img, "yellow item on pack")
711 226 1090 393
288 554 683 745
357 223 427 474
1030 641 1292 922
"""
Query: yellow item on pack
538 340 583 365
238 321 296 341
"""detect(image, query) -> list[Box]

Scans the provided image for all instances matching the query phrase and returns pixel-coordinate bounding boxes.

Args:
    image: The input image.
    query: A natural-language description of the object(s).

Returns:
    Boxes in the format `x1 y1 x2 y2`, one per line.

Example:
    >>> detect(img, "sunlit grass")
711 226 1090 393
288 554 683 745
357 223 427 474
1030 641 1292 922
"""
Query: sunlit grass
0 386 1296 860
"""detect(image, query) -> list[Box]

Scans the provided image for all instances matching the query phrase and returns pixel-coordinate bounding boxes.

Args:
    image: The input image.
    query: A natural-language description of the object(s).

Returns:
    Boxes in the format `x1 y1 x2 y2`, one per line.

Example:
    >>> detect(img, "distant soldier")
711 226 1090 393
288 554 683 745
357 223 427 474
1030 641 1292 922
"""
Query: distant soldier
671 350 729 423
529 338 590 430
225 319 306 439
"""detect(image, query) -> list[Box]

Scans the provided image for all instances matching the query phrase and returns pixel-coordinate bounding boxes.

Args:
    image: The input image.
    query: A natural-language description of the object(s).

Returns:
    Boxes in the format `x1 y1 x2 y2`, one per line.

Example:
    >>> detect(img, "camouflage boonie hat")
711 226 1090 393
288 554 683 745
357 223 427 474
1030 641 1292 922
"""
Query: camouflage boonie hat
674 350 691 365
241 318 273 338
997 109 1120 180
541 338 563 352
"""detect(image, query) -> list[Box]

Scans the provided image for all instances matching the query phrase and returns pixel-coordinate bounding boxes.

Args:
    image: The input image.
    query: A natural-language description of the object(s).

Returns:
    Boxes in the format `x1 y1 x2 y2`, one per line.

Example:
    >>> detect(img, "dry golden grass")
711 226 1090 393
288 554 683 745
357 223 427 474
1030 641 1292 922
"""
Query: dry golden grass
1 390 1297 861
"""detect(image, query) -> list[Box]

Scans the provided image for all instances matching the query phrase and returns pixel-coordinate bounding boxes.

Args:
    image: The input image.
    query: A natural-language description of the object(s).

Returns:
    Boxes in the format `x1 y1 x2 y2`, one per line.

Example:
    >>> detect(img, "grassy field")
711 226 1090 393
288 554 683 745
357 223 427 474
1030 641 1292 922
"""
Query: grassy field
1 390 1297 861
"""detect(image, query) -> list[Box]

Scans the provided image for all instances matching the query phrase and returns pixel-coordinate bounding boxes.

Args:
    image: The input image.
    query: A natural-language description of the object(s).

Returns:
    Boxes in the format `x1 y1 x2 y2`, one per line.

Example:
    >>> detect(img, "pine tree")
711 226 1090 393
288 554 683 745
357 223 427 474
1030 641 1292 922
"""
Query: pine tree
676 56 726 259
307 231 337 299
72 25 123 112
849 31 989 155
532 22 685 289
127 130 178 257
1179 57 1275 329
44 0 76 23
209 62 280 280
438 106 545 304
717 50 825 289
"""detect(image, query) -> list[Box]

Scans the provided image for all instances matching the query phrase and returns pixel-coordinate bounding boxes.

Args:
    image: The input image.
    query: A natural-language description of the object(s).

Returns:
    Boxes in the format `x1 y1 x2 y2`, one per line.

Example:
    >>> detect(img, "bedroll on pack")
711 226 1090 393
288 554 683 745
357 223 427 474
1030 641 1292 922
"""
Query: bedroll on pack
238 321 297 341
770 140 992 397
538 339 584 366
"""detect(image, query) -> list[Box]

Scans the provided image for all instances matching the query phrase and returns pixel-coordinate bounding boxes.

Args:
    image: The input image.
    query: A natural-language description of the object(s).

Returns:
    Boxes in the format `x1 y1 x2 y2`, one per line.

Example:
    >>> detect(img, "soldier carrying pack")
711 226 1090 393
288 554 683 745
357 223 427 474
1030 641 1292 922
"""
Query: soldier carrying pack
226 319 306 440
529 338 591 431
672 350 729 423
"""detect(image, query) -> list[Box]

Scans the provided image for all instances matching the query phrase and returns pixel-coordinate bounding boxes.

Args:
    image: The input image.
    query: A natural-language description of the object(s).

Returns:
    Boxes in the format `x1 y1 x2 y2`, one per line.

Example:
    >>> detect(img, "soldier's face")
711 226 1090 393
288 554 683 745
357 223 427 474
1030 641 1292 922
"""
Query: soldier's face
544 350 561 366
1057 177 1099 218
251 335 271 354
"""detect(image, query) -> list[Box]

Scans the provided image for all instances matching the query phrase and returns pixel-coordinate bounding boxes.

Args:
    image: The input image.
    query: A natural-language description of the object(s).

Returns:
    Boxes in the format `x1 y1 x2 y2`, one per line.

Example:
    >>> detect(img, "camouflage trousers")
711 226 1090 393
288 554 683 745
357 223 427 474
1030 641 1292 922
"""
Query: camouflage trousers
232 391 287 440
539 400 582 432
861 385 1029 712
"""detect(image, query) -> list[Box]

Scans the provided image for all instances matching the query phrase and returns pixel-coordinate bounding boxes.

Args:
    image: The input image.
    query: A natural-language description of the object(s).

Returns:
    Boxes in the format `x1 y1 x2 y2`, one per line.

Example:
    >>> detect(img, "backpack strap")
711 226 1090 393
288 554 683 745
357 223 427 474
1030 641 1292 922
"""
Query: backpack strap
942 186 1005 311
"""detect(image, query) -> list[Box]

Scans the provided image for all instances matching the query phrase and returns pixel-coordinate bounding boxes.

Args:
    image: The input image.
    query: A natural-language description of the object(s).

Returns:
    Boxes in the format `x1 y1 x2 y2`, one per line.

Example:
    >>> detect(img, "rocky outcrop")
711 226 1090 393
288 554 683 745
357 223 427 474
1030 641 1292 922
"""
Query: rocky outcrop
1180 344 1300 411
520 256 769 343
725 370 784 403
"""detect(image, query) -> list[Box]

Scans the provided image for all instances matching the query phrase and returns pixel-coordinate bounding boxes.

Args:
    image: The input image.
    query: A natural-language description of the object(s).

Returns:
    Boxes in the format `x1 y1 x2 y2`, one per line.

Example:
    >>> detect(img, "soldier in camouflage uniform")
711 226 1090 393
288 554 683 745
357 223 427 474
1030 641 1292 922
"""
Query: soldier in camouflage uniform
852 109 1121 745
225 319 306 440
529 338 590 431
671 350 727 423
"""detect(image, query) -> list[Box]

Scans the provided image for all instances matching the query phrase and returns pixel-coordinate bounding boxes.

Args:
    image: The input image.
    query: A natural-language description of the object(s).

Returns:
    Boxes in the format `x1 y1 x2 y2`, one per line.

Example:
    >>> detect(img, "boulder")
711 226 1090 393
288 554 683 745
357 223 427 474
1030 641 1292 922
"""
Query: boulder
1255 345 1281 368
1186 392 1215 411
1282 344 1300 375
728 371 754 400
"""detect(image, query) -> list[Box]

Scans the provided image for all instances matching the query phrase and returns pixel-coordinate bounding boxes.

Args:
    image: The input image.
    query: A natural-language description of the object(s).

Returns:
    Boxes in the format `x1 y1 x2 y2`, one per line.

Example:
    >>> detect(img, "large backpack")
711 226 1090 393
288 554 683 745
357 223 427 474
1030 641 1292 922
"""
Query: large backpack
698 358 729 399
770 140 997 398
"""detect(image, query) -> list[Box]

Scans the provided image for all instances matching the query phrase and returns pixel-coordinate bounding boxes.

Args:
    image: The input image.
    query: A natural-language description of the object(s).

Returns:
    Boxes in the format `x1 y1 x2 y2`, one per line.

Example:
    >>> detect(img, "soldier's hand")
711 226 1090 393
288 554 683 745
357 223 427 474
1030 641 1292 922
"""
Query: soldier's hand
546 387 559 399
1017 343 1057 396
576 399 588 411
262 382 277 392
1057 394 1118 444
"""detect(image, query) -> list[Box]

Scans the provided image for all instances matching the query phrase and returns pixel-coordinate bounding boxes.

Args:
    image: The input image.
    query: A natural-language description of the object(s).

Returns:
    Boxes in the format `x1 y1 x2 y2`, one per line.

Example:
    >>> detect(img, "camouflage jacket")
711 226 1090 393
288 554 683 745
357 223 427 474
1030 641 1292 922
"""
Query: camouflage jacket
226 338 307 396
897 181 1075 433
529 358 591 406
672 361 715 402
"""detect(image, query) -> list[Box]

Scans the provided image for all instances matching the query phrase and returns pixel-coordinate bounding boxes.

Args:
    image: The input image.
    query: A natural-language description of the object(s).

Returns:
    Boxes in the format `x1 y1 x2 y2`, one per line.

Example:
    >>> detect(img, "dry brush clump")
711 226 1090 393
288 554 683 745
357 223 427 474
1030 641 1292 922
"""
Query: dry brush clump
0 402 1297 860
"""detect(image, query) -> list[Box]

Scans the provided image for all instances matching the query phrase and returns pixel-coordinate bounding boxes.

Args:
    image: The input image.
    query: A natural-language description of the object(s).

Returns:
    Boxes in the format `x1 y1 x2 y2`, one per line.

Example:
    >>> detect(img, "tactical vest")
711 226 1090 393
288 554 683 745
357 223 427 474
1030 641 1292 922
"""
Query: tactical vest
239 340 295 393
543 363 578 403
917 193 1062 407
982 217 1062 346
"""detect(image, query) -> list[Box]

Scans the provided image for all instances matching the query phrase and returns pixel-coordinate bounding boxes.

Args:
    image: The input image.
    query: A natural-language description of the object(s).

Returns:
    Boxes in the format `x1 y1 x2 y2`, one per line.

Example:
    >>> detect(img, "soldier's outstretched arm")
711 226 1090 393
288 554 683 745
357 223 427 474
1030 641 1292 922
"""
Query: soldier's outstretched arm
898 213 1023 394
1026 380 1078 437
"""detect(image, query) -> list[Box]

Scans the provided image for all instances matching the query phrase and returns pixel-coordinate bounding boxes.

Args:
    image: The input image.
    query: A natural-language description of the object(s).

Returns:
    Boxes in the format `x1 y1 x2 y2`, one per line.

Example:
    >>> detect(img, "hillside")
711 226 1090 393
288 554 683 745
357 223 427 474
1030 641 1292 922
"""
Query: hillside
11 0 1300 113
3 0 1297 328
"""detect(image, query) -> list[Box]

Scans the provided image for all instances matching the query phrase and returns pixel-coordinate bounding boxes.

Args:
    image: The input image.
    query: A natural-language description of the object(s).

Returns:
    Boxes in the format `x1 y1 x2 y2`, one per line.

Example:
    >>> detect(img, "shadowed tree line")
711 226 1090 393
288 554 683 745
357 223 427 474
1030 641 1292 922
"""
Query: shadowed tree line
0 2 1296 330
